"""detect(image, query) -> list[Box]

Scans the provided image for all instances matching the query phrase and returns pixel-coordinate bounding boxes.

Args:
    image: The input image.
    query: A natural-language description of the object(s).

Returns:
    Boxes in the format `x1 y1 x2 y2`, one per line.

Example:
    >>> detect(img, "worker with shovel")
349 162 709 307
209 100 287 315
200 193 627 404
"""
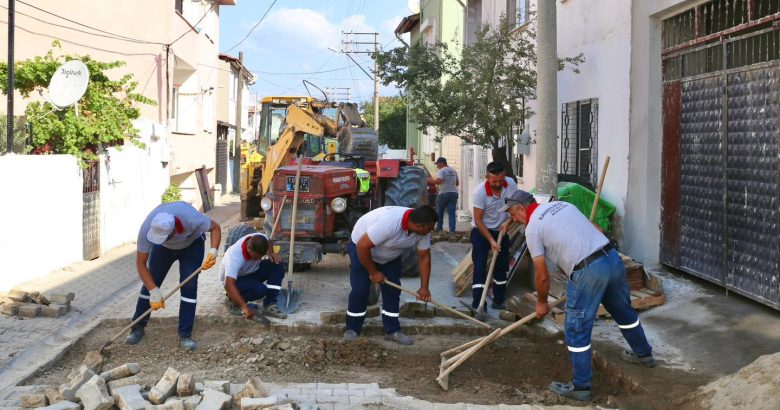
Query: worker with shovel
470 162 517 314
502 190 655 402
126 202 222 351
343 205 437 345
220 232 288 320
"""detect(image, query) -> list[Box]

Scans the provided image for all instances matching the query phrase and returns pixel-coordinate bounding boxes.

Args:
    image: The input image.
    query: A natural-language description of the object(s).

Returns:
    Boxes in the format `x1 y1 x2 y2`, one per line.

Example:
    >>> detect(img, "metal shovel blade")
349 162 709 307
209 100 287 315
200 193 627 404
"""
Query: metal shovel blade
277 282 302 314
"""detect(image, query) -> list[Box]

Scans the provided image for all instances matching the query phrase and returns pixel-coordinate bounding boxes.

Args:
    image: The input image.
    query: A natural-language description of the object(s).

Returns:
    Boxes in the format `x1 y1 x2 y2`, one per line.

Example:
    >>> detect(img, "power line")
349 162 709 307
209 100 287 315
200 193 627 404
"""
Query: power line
170 1 218 46
223 0 277 53
16 0 165 45
252 66 352 75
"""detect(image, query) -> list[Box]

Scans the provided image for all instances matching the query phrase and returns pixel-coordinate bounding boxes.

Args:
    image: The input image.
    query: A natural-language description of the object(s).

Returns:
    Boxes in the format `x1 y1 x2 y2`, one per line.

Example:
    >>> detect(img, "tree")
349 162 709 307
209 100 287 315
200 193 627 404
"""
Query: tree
0 42 155 165
375 15 583 177
360 96 407 149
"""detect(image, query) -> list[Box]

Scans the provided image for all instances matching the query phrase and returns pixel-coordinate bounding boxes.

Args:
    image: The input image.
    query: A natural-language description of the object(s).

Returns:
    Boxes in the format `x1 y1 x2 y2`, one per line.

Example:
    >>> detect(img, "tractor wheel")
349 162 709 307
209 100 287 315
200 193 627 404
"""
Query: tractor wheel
292 263 311 271
383 165 427 207
224 223 258 251
400 248 419 277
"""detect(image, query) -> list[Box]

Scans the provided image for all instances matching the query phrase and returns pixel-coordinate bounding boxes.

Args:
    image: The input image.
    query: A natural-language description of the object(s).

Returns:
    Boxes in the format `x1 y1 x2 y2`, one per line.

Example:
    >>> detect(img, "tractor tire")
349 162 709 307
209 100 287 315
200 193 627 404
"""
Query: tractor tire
383 165 427 207
224 223 258 251
400 248 419 277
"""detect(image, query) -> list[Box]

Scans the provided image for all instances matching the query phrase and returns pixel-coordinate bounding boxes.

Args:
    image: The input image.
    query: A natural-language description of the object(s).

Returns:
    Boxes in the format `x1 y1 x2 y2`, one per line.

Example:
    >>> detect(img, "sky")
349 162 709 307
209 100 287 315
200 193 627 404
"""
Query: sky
219 0 414 105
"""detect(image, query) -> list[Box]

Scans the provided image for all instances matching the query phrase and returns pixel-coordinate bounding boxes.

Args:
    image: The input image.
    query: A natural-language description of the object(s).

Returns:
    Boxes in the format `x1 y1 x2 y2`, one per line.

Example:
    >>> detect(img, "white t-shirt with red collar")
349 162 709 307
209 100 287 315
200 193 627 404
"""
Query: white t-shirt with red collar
219 233 270 284
350 206 432 264
471 177 518 230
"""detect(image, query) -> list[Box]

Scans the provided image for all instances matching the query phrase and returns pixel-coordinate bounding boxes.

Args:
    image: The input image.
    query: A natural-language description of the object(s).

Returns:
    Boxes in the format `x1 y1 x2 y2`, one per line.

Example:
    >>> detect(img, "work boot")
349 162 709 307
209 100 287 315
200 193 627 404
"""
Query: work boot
342 330 358 342
125 328 144 345
179 337 198 351
621 350 656 368
384 331 413 346
490 301 507 310
263 304 288 319
549 381 592 402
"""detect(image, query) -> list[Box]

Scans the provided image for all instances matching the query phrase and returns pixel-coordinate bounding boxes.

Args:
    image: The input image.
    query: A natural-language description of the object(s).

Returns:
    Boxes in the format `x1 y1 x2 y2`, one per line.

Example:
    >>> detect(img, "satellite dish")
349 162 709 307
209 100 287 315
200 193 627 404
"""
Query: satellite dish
48 60 89 109
408 0 421 14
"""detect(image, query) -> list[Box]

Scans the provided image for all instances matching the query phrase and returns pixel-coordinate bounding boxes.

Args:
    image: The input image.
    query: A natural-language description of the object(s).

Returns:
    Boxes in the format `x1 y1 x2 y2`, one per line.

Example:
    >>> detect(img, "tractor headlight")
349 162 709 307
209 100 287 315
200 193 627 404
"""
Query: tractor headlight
261 197 273 211
331 197 347 213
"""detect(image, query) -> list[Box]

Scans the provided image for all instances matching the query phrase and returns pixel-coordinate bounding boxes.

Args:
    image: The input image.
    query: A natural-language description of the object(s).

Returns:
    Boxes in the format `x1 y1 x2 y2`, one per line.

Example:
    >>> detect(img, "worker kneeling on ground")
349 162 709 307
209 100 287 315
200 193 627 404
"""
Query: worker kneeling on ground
126 201 222 351
502 190 655 402
220 233 288 320
344 205 437 345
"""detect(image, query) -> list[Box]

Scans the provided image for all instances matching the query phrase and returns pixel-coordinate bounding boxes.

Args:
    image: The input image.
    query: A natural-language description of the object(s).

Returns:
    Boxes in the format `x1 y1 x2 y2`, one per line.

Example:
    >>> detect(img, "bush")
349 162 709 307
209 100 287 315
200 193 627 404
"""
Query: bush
161 185 182 203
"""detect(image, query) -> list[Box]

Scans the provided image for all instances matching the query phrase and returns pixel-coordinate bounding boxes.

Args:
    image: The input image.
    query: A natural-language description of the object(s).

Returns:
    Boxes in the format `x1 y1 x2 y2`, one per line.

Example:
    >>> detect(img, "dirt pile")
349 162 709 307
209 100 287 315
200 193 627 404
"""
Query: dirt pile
682 352 780 410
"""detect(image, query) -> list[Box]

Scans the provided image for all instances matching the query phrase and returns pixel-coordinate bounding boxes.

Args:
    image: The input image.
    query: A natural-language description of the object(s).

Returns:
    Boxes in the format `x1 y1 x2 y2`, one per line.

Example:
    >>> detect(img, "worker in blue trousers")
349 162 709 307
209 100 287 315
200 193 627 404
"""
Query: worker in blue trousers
470 161 517 312
343 205 437 345
502 190 655 402
220 232 287 319
126 201 222 351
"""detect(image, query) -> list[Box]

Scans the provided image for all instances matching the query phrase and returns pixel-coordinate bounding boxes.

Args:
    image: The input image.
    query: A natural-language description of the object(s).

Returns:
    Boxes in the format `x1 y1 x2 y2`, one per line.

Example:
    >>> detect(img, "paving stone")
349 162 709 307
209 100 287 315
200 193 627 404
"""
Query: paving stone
146 400 185 410
349 395 383 405
75 375 115 410
7 290 30 303
20 392 47 408
332 389 350 397
37 400 81 410
148 367 181 405
50 293 76 304
59 365 97 402
0 301 19 315
196 388 232 410
18 304 41 318
108 375 145 395
317 383 347 390
229 383 245 396
112 384 151 410
498 310 519 321
319 311 345 324
81 350 104 373
316 394 348 404
236 377 270 400
176 373 196 397
366 305 380 318
44 387 66 404
31 293 51 305
100 363 141 382
202 380 229 394
264 405 296 410
40 304 68 318
239 396 278 410
169 394 201 410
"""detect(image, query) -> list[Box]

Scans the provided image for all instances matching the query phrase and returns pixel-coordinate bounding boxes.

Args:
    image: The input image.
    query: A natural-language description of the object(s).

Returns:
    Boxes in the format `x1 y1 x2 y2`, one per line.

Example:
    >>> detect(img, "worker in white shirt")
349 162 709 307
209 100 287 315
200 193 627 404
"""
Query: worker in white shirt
126 201 222 351
220 232 287 319
502 190 654 402
343 205 437 345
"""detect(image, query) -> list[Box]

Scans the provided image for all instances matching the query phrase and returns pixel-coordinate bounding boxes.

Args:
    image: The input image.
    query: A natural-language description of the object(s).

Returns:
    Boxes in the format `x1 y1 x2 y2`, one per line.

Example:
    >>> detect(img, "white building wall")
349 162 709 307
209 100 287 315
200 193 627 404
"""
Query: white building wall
0 155 83 291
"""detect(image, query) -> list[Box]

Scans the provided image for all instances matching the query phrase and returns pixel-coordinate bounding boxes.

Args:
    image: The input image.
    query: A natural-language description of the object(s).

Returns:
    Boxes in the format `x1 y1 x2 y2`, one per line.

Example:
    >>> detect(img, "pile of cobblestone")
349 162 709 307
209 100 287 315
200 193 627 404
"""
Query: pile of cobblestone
430 231 471 244
0 290 74 318
20 352 298 410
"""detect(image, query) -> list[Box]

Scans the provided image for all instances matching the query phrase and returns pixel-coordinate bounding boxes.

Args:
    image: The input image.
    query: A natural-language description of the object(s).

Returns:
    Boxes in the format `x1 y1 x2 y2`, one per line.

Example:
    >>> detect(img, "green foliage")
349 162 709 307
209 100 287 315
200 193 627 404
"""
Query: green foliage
360 96 408 149
375 15 584 173
0 42 155 166
161 184 182 203
0 115 30 154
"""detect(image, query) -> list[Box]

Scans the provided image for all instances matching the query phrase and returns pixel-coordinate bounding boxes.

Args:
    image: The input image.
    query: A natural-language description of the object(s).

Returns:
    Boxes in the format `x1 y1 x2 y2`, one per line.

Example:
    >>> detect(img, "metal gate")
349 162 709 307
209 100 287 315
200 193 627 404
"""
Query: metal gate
82 160 101 260
216 125 228 194
661 1 780 308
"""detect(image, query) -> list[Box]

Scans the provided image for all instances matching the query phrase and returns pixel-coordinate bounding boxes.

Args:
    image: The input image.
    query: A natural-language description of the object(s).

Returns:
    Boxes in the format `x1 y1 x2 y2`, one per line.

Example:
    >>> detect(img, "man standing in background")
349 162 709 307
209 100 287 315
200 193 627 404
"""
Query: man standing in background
429 157 459 233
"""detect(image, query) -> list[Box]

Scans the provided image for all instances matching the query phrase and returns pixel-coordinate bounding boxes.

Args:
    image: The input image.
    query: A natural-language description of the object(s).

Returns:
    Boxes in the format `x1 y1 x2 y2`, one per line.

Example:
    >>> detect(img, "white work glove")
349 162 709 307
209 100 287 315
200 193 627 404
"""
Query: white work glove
149 287 165 310
202 248 218 270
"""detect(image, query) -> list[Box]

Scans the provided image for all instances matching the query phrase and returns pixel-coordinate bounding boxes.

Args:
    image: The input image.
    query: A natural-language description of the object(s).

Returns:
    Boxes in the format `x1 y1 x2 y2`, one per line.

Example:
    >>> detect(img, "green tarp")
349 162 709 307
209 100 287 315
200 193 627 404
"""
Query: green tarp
555 182 616 233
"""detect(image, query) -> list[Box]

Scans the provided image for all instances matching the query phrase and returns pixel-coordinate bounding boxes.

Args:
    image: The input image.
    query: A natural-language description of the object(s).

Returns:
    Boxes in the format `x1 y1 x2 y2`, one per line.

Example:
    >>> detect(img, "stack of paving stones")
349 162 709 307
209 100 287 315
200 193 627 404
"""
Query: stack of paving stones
430 231 471 244
19 354 299 410
0 290 74 318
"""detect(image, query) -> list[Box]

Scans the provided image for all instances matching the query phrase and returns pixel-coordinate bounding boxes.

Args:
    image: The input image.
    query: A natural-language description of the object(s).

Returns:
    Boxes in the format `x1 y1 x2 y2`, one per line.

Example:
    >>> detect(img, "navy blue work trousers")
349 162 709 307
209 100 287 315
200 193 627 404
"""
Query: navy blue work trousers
345 242 403 335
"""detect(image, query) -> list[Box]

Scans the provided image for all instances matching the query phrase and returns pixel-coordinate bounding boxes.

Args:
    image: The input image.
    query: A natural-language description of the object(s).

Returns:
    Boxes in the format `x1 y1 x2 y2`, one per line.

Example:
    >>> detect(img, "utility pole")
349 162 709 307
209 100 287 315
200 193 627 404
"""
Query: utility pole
535 0 558 195
232 51 243 194
6 0 15 154
339 32 380 131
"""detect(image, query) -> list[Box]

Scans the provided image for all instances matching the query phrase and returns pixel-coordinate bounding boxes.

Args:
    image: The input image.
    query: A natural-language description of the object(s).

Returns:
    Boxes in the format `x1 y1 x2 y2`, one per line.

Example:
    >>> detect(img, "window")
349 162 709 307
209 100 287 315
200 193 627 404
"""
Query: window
508 0 530 26
175 0 184 14
560 98 598 186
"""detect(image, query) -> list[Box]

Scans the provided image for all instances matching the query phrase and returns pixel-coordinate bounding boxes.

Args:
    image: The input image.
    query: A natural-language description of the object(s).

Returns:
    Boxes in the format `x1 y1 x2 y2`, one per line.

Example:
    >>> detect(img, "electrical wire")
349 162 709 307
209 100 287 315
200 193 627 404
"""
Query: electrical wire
170 1 219 46
223 0 277 53
253 66 353 75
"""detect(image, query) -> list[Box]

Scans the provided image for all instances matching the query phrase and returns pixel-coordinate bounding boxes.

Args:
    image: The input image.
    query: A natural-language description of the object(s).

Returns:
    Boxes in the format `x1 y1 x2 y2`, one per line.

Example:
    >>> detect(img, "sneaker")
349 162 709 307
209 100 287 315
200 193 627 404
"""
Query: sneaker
621 350 656 368
125 328 144 345
384 331 413 346
262 304 288 319
549 381 592 402
179 337 198 351
342 330 358 342
490 301 507 310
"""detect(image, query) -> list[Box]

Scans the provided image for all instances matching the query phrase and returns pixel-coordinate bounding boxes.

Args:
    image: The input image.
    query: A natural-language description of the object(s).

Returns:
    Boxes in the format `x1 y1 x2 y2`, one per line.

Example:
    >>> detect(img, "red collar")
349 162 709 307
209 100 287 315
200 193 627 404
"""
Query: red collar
174 217 184 234
241 237 252 260
525 202 540 225
401 209 413 232
484 180 508 197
